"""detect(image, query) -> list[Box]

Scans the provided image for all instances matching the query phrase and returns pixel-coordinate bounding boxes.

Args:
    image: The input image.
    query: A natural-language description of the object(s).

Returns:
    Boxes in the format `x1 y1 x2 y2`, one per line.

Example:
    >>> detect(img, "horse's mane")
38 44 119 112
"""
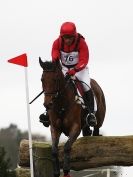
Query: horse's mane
43 61 55 70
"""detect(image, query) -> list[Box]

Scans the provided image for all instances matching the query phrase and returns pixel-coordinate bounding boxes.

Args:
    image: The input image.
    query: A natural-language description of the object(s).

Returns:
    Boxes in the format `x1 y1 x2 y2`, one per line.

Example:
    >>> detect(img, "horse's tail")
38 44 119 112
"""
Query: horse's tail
91 78 106 127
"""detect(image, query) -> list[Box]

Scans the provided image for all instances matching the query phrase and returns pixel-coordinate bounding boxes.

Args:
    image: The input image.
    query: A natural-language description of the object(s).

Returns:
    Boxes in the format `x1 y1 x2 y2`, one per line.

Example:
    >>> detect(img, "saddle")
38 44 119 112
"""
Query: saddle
75 78 84 96
73 77 97 112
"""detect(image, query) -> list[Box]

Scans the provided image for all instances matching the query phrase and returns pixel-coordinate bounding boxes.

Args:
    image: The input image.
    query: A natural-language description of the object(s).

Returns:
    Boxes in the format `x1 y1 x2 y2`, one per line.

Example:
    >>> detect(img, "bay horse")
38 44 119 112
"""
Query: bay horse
39 58 106 177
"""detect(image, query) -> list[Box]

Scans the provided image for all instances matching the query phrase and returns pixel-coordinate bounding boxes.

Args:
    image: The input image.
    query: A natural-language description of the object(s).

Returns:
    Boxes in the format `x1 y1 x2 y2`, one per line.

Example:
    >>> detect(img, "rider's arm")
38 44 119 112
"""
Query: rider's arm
75 38 89 72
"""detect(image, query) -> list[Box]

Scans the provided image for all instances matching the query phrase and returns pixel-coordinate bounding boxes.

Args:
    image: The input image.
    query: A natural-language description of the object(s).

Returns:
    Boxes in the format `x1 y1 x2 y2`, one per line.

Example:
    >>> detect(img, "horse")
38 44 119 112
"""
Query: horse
39 58 106 177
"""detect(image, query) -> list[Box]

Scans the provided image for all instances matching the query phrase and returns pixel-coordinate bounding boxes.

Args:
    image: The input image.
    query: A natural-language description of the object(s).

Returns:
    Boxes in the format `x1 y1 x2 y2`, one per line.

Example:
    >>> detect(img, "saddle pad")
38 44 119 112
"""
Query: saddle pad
75 78 97 112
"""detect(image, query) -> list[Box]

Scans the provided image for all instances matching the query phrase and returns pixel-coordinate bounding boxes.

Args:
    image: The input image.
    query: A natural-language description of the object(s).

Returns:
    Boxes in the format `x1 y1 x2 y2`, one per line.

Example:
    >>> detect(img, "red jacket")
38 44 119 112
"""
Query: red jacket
51 34 89 71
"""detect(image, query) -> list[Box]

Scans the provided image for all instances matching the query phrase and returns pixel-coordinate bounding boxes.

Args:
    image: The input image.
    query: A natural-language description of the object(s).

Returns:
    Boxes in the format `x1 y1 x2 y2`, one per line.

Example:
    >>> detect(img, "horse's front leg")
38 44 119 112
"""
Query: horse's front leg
51 127 61 177
63 124 80 177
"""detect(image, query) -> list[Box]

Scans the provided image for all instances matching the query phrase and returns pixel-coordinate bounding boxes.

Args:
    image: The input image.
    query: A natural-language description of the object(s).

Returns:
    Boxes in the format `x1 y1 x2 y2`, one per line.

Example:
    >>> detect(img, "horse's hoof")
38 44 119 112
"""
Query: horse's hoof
82 126 92 136
54 174 60 177
63 175 72 177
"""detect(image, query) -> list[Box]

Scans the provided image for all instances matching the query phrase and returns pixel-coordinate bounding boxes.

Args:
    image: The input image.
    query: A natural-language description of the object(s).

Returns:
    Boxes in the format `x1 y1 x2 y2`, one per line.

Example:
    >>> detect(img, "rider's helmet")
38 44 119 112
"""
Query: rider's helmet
60 22 77 37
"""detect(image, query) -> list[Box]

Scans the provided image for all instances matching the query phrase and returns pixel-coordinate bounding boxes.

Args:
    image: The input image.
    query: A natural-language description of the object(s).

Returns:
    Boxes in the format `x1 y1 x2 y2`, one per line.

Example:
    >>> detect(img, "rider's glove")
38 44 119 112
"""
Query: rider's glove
65 73 71 81
66 69 76 76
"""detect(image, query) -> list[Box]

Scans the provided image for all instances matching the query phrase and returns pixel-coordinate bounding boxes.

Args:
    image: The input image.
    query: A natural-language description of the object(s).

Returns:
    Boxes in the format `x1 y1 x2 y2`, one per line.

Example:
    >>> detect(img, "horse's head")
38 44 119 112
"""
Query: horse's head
39 57 63 110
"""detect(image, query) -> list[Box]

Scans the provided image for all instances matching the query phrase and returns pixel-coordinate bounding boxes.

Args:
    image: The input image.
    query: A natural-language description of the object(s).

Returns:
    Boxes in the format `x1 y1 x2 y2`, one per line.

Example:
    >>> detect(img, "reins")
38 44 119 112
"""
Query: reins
29 90 44 104
29 90 56 104
29 68 60 104
29 76 91 105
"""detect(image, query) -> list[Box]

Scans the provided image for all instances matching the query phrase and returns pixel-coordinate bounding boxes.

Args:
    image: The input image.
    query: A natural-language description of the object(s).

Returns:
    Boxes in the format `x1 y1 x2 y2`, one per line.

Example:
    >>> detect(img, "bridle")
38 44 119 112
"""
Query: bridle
29 62 62 105
42 69 61 110
29 59 91 106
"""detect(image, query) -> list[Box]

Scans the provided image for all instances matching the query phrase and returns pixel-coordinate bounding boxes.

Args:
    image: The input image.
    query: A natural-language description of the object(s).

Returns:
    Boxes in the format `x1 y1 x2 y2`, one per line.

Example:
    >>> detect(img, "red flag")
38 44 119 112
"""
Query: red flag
8 53 28 67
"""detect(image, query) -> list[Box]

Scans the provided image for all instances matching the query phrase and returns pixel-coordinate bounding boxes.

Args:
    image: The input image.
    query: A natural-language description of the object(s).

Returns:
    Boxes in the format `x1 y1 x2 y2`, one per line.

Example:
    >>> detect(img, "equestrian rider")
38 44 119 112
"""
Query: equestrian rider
39 22 97 127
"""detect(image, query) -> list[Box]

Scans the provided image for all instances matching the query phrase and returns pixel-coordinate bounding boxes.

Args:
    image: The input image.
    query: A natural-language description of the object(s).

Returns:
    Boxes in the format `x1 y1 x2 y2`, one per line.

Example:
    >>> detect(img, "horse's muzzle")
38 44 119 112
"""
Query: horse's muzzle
43 102 53 110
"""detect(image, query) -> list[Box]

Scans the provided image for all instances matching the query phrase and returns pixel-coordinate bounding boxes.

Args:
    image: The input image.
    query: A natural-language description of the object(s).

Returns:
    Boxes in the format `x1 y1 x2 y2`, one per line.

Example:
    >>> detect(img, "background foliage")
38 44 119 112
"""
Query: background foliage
0 124 46 169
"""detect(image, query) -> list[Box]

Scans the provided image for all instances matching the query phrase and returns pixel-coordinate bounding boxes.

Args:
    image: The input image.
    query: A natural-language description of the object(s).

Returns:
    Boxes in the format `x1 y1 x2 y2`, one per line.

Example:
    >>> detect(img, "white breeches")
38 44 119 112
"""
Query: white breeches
62 65 91 91
62 65 97 112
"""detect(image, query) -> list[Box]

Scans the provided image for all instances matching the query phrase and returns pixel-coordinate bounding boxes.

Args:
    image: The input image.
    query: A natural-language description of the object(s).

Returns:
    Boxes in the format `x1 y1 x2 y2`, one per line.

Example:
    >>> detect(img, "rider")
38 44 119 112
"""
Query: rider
39 21 97 127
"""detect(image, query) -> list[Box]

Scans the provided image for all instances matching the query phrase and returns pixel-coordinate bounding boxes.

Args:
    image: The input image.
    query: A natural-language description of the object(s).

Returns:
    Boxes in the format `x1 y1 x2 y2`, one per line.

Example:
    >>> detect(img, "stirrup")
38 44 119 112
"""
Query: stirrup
86 113 97 127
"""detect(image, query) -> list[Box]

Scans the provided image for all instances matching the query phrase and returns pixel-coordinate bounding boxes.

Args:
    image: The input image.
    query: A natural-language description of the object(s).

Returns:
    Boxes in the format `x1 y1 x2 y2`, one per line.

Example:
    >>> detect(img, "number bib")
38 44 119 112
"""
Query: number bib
60 51 79 66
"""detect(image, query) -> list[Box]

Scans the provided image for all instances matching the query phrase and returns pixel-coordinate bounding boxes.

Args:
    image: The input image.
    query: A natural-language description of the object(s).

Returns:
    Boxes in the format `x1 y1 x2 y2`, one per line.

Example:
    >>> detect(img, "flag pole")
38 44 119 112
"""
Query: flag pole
24 67 34 177
8 53 34 177
107 169 110 177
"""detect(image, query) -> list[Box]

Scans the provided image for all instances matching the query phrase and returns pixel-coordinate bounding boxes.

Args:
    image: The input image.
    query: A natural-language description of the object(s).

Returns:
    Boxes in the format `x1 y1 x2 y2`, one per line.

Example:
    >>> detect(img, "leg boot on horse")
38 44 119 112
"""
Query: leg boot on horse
83 89 97 127
39 112 50 127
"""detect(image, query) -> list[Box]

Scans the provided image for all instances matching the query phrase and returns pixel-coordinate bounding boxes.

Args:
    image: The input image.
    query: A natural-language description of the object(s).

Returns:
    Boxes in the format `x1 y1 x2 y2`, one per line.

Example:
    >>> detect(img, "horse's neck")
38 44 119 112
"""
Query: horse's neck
56 70 77 103
64 81 77 104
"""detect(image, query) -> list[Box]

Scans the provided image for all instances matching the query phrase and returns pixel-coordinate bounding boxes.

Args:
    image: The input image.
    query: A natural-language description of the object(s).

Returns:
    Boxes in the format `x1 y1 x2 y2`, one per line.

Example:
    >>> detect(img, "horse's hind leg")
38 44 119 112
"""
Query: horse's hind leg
51 128 61 177
93 127 100 136
82 125 92 136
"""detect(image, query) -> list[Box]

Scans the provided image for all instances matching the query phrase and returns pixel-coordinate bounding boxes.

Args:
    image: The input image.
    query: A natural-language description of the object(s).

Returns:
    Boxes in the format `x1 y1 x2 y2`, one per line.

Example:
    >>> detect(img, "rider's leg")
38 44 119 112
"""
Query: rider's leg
83 89 94 112
76 67 97 127
83 89 97 127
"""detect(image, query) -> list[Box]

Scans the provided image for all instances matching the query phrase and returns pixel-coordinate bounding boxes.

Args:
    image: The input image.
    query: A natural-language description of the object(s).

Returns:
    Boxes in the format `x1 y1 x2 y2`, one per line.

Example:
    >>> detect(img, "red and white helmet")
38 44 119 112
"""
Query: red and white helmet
60 22 77 36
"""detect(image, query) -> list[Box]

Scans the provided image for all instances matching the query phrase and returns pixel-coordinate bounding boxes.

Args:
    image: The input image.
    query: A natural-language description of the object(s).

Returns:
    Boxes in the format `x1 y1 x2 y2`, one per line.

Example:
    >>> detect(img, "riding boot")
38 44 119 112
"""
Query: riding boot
39 112 50 127
83 90 97 127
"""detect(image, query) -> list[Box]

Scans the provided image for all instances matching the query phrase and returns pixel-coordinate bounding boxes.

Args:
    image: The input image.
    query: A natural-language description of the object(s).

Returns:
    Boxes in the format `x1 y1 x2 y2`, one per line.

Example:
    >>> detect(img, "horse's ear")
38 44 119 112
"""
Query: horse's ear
39 57 44 69
54 60 61 70
55 60 60 66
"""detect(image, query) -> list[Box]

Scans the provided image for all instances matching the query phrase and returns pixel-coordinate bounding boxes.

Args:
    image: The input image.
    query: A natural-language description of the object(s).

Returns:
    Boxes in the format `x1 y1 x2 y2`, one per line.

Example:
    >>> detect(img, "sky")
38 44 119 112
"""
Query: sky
0 0 133 176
